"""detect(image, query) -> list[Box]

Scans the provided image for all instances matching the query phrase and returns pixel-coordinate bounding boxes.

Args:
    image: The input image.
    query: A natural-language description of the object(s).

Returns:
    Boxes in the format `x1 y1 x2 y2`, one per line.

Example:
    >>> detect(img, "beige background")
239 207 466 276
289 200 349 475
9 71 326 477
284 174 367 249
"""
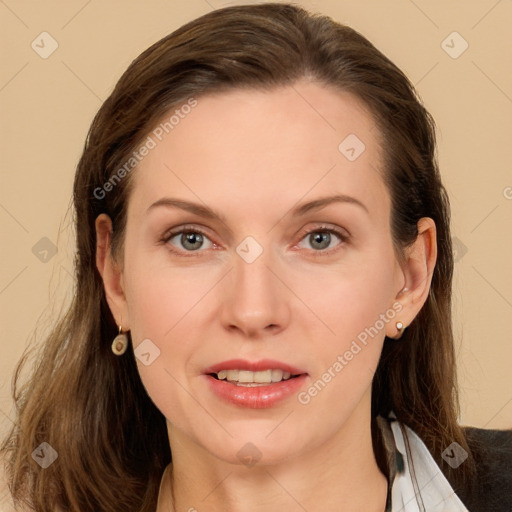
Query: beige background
1 0 511 443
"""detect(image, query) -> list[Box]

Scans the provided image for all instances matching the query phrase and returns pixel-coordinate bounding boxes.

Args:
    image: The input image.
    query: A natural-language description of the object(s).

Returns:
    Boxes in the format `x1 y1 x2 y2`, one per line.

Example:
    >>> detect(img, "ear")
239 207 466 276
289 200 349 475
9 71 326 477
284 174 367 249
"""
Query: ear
95 213 130 330
386 217 437 339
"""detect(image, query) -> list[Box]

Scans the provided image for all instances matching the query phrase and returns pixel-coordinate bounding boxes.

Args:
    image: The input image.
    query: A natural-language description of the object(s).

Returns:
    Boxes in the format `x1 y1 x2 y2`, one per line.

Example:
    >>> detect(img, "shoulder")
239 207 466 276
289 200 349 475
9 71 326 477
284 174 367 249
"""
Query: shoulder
455 425 512 512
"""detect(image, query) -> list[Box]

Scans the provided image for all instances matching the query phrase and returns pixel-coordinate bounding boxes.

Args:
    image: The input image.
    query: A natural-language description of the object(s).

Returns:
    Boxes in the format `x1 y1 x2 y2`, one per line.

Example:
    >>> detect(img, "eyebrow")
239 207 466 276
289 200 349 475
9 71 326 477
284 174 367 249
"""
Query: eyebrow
146 194 369 221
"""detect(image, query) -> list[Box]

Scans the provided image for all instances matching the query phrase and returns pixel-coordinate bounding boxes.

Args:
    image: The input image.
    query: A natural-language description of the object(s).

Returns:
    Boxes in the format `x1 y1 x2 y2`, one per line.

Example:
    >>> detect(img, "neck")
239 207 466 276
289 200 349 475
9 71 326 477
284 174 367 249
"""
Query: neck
160 399 388 512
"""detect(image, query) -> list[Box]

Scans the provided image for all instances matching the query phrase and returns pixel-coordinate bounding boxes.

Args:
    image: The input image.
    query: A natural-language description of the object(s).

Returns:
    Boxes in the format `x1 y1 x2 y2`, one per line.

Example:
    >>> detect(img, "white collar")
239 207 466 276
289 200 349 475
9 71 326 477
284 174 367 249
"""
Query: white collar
383 417 469 511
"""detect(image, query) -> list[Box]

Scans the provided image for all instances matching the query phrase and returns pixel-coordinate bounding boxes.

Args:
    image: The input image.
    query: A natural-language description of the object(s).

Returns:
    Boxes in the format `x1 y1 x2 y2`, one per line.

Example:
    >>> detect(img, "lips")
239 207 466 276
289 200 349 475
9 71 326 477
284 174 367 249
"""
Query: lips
202 359 309 408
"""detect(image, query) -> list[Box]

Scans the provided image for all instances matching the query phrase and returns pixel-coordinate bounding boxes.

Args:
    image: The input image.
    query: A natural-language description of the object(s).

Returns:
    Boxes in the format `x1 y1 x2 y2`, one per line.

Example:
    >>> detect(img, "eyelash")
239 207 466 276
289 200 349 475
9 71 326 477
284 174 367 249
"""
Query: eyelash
160 224 349 258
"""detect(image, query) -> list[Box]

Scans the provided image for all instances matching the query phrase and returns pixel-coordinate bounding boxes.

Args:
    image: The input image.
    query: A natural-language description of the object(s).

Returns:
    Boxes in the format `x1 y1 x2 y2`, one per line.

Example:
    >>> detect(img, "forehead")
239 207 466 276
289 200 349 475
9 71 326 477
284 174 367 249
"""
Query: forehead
128 81 389 225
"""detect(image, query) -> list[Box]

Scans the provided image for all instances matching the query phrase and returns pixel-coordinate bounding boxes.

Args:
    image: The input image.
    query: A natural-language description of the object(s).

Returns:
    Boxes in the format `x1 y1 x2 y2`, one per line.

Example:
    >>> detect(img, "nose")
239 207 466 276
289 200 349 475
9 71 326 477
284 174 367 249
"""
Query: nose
219 244 290 339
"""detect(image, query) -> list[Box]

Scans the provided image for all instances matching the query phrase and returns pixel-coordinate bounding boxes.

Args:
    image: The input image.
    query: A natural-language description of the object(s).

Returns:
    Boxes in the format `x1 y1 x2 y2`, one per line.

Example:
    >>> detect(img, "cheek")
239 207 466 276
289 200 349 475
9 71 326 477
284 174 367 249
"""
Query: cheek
123 262 199 429
294 250 396 387
124 247 201 340
121 249 216 417
297 256 396 342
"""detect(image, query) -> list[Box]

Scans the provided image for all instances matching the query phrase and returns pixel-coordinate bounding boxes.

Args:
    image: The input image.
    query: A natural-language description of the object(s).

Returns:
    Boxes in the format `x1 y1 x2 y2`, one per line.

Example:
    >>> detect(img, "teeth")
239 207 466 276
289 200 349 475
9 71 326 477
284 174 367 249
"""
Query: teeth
255 369 273 383
238 370 257 383
215 369 294 384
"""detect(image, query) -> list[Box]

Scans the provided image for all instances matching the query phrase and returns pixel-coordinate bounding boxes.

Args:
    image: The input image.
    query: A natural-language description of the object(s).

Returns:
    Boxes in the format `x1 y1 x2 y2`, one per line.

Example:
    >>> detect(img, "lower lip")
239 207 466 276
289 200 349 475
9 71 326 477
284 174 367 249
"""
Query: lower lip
204 374 308 409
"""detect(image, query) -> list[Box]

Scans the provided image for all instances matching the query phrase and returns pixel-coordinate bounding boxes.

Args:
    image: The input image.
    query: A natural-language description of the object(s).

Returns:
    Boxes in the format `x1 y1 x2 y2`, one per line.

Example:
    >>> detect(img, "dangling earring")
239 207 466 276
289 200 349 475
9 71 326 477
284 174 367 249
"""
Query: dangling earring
112 325 129 355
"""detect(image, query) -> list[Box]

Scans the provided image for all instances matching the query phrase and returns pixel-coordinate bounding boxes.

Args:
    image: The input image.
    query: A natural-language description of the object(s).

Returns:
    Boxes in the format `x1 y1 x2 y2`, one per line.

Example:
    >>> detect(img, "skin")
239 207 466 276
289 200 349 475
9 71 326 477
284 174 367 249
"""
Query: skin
96 80 436 512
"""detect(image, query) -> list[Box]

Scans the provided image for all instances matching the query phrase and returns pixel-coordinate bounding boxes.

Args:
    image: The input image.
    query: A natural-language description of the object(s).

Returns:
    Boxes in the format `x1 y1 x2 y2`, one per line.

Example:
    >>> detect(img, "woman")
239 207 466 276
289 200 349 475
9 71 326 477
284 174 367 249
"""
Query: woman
1 3 510 511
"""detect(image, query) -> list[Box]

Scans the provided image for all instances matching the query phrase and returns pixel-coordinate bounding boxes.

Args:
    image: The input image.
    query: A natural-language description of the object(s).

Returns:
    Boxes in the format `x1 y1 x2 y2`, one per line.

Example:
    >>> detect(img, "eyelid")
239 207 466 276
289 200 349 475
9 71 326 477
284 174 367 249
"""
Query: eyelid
161 224 213 240
295 223 350 242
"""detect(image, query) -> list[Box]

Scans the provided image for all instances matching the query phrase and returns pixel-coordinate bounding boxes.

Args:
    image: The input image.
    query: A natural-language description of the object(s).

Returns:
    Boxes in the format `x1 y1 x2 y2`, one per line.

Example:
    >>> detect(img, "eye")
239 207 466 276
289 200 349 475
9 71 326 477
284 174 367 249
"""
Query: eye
160 224 349 257
161 226 215 254
296 225 348 255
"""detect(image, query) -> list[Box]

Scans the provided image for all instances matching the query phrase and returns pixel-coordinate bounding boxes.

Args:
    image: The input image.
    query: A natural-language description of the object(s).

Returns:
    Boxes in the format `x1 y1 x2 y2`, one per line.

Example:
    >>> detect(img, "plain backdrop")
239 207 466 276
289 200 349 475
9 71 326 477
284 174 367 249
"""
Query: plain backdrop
1 0 511 442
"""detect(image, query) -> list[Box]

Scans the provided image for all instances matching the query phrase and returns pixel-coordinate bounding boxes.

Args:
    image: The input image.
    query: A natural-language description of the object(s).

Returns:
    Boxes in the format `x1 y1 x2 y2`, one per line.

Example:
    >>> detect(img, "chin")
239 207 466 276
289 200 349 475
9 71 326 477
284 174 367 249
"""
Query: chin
202 429 310 469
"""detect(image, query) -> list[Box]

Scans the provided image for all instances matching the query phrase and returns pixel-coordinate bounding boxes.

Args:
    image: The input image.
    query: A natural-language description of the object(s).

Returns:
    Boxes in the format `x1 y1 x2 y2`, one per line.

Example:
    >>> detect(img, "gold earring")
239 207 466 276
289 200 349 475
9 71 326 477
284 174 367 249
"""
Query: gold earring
112 325 128 355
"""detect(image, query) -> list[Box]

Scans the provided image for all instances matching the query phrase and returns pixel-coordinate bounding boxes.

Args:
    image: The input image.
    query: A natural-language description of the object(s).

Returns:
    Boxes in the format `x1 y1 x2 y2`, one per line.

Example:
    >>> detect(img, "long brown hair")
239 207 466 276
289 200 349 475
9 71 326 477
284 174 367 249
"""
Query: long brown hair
1 3 475 510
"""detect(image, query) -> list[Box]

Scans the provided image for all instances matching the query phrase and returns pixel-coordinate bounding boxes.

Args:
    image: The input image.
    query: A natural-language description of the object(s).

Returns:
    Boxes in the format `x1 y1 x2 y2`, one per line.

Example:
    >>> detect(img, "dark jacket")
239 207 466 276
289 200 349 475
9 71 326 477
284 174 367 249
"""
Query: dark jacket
453 426 512 512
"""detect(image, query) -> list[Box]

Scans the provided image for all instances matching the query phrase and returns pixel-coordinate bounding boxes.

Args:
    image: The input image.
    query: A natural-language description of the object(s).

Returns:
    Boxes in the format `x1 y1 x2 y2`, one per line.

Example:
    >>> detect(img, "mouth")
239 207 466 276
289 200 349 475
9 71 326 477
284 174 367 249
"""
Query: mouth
203 359 309 408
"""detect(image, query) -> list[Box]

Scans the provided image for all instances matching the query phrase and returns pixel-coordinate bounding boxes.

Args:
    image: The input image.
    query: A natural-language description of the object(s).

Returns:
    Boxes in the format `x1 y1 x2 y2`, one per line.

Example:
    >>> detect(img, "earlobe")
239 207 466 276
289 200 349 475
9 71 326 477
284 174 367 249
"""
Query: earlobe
95 213 130 329
385 287 408 339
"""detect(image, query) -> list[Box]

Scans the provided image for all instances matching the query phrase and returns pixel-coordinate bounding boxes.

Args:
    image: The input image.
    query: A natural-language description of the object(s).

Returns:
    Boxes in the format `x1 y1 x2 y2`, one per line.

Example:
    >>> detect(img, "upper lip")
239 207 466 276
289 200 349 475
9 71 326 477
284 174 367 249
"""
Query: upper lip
204 359 307 375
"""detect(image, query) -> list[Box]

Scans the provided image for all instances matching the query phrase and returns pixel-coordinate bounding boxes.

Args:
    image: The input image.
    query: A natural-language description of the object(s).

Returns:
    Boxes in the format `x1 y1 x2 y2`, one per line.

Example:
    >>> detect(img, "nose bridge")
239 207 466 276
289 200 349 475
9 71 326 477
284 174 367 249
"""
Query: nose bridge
220 234 289 335
235 241 273 297
233 235 278 309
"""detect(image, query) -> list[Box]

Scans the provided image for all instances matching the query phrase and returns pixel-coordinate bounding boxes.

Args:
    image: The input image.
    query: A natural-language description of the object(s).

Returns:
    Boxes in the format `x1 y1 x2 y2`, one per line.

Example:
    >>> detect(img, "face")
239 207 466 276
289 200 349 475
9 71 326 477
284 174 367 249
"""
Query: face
113 81 406 465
